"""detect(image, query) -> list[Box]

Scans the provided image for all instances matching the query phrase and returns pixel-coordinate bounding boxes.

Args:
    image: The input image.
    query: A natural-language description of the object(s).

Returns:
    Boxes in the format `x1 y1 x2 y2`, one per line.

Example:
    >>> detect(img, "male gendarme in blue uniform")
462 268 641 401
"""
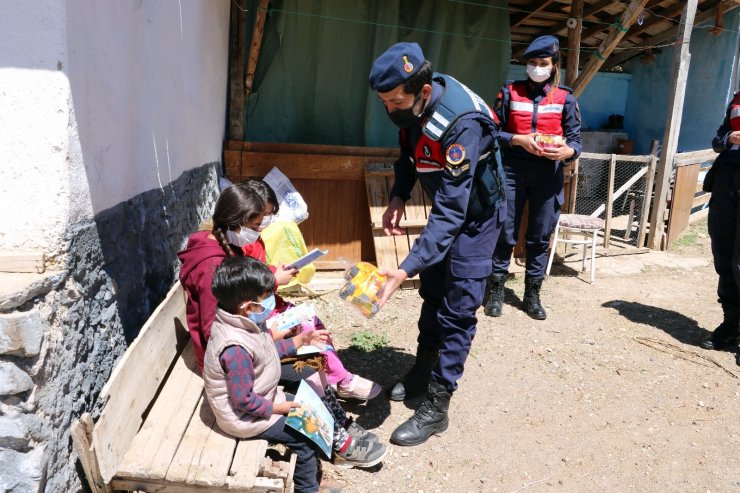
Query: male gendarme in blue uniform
484 35 582 321
370 42 506 446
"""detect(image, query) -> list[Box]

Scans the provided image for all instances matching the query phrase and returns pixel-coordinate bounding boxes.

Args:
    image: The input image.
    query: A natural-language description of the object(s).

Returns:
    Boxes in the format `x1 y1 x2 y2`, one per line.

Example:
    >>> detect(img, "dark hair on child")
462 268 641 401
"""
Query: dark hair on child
211 256 276 314
211 183 265 256
403 60 433 96
242 178 280 215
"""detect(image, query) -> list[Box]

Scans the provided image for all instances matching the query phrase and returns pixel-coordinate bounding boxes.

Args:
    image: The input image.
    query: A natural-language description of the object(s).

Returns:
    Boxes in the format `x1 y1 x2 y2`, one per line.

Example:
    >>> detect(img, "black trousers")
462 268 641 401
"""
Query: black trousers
708 163 740 308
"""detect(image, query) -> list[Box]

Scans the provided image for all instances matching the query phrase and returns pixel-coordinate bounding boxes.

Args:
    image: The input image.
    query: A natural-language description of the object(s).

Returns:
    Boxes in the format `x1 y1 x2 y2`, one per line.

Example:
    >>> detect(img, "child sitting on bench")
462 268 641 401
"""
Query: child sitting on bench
203 256 387 493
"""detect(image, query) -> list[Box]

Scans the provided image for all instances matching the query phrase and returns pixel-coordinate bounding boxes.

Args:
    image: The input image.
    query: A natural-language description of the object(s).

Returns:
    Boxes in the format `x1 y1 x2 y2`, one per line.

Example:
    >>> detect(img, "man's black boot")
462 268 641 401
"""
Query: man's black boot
700 304 739 350
483 273 506 317
523 275 547 320
389 348 439 401
390 381 451 446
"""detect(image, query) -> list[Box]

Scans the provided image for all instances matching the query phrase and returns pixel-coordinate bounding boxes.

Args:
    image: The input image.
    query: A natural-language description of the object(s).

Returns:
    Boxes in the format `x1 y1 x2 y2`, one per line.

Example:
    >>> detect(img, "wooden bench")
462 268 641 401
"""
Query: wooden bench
71 282 296 493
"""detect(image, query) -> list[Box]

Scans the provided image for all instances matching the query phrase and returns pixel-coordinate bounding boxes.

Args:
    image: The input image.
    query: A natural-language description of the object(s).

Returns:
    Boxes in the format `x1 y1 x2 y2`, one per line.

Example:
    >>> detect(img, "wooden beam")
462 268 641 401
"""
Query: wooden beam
648 0 698 250
0 252 44 273
637 141 659 249
227 0 248 140
603 154 617 248
605 1 740 69
578 0 663 46
566 0 584 87
571 0 651 97
511 0 558 30
512 0 613 60
621 2 685 40
245 0 270 97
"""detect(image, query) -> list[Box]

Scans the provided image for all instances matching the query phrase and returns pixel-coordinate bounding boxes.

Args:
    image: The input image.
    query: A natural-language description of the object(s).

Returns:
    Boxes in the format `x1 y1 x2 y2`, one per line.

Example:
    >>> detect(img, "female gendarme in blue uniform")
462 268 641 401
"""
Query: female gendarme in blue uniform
369 43 506 447
484 35 582 321
701 92 740 354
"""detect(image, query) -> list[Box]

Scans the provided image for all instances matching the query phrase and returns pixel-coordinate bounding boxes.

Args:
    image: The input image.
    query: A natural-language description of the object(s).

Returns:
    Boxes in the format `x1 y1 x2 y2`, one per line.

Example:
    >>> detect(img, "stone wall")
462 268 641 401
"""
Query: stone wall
0 163 219 492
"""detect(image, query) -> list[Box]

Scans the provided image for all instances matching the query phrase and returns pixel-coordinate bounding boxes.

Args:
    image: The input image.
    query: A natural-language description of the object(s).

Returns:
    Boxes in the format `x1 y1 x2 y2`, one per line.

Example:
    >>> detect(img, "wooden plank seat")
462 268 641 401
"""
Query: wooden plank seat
71 282 295 493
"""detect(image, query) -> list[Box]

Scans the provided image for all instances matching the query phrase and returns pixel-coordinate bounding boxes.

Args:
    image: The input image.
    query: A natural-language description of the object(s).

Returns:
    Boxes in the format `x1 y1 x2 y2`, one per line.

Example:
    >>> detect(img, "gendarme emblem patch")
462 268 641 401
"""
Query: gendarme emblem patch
446 144 465 165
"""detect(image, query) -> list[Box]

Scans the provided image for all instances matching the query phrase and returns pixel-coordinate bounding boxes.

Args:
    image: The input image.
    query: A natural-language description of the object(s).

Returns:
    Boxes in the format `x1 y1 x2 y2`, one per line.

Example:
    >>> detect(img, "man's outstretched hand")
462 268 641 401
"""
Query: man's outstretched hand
378 268 409 307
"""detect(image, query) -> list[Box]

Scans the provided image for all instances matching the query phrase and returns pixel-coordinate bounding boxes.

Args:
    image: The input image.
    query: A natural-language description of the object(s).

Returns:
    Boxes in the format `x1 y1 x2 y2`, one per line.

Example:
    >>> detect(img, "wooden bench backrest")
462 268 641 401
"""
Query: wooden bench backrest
92 282 189 483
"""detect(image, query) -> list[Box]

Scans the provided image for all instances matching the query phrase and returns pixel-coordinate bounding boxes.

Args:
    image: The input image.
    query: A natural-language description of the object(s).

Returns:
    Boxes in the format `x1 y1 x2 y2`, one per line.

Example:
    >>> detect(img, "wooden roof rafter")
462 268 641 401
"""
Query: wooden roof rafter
511 0 617 60
571 0 652 96
511 0 560 30
603 0 740 69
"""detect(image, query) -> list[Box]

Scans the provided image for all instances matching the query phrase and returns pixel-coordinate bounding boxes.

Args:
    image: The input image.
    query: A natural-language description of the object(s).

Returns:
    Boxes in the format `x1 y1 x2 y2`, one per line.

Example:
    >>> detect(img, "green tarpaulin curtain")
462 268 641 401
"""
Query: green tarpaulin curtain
242 0 510 147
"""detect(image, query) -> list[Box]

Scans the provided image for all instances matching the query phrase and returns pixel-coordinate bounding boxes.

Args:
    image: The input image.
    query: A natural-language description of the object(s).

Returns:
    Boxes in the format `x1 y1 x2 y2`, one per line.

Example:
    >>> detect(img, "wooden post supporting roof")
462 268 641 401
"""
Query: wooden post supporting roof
245 0 270 98
571 0 650 98
566 0 584 87
564 0 584 215
647 0 698 250
227 1 248 140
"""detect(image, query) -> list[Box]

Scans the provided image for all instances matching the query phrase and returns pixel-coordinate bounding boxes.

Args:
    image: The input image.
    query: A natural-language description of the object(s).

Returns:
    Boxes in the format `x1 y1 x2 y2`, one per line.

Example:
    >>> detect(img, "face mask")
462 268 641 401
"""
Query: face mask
227 226 260 247
245 293 276 325
258 214 274 232
387 92 423 129
527 64 552 83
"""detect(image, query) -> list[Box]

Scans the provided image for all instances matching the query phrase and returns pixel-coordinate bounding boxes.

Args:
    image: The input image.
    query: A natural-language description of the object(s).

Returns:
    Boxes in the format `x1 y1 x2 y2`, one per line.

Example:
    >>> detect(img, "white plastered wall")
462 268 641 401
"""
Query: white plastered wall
0 0 230 255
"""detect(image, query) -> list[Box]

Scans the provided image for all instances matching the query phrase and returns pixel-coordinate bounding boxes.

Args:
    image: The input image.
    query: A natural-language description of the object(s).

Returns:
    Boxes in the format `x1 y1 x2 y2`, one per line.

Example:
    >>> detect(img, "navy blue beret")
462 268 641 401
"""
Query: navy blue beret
523 35 560 60
369 42 425 92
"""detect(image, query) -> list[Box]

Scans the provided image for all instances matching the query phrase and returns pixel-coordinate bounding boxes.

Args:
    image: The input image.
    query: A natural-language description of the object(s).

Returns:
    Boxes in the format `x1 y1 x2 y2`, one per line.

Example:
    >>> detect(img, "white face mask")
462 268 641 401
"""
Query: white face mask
258 215 274 232
527 64 552 83
227 226 260 247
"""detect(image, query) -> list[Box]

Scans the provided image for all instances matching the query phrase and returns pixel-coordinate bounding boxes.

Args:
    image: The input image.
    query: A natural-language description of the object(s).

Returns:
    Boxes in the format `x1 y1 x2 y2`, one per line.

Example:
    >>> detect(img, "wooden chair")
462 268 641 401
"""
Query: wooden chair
546 214 605 284
71 282 295 493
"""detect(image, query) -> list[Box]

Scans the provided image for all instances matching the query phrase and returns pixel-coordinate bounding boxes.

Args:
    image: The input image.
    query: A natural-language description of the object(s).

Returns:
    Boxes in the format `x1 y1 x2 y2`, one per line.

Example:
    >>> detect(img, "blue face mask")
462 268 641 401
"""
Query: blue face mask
246 293 276 325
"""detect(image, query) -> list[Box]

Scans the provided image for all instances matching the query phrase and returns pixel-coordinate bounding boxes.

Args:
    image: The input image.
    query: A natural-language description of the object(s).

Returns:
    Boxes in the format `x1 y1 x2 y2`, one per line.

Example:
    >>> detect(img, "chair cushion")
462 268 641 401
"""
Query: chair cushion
559 214 605 230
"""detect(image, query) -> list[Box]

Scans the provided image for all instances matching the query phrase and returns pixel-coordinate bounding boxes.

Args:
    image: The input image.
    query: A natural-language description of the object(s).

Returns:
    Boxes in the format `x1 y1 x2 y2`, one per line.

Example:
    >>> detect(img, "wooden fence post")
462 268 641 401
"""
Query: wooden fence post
647 0 698 250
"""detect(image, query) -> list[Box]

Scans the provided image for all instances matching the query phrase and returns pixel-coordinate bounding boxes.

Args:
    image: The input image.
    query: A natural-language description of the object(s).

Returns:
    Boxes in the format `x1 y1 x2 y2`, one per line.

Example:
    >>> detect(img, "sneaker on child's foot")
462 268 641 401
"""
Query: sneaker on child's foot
346 418 379 442
334 438 387 469
336 375 381 401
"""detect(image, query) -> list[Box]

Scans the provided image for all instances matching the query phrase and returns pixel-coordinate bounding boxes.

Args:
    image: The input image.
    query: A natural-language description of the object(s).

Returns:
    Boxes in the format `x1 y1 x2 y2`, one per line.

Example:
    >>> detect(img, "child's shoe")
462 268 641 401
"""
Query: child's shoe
346 418 379 442
336 374 381 401
334 438 387 469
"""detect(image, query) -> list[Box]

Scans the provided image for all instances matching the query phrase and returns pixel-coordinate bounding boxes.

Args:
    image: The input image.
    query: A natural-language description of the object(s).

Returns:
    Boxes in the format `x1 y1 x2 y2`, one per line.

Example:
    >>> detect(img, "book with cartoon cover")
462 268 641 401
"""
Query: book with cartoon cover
285 380 334 458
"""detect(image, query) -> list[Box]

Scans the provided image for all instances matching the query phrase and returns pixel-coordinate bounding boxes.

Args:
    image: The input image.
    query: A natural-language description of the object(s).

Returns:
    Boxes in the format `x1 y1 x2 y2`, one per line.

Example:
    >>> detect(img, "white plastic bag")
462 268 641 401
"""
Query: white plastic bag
263 167 309 224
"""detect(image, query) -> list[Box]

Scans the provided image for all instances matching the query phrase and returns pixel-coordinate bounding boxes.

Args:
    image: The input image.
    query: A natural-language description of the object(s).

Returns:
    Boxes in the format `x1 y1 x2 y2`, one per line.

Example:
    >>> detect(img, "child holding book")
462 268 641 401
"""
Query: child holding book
204 257 387 492
240 179 381 401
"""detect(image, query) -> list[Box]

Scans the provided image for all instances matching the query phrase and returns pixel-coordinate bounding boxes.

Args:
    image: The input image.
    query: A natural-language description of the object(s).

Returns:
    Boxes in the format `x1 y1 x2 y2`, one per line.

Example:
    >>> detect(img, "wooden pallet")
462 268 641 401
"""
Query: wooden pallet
364 164 434 289
71 283 294 493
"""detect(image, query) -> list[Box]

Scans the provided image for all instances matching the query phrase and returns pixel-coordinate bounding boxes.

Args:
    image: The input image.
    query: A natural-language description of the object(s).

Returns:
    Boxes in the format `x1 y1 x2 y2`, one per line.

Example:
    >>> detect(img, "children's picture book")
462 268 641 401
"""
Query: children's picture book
285 381 334 458
286 248 328 270
266 304 317 333
296 343 335 355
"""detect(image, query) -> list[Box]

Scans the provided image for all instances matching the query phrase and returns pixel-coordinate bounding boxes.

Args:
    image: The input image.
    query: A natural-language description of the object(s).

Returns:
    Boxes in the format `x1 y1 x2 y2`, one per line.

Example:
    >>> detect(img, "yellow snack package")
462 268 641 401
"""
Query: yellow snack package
338 262 387 318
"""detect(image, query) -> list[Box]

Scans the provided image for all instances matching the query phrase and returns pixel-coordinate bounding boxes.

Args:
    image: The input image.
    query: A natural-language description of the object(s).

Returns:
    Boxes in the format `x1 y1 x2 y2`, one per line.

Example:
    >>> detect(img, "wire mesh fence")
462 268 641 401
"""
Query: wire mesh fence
575 153 655 249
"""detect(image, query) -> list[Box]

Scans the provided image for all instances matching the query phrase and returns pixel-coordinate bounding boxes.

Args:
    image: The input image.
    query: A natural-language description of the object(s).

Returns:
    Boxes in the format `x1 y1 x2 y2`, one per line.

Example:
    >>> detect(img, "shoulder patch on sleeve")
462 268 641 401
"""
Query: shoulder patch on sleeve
445 144 469 178
446 144 465 165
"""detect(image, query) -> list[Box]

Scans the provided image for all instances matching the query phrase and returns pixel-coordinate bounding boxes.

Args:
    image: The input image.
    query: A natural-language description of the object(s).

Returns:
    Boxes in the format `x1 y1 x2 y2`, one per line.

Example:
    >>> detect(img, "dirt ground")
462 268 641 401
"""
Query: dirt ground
285 221 740 493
